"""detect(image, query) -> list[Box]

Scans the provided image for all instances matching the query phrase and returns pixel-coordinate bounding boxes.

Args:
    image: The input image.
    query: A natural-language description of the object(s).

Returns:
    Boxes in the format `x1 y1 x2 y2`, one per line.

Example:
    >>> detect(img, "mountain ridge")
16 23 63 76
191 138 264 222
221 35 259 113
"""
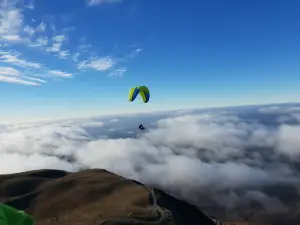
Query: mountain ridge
0 169 215 225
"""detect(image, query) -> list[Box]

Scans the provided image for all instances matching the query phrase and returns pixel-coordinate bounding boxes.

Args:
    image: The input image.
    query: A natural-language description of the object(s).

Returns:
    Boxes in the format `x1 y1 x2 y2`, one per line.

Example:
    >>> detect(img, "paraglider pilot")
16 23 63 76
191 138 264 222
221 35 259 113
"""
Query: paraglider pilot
128 86 150 132
138 124 146 131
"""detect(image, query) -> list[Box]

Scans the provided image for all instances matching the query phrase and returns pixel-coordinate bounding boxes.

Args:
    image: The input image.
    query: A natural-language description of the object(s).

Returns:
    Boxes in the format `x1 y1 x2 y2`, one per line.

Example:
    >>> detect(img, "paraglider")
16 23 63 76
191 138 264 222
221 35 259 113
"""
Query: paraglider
128 86 150 103
138 124 146 131
128 86 150 131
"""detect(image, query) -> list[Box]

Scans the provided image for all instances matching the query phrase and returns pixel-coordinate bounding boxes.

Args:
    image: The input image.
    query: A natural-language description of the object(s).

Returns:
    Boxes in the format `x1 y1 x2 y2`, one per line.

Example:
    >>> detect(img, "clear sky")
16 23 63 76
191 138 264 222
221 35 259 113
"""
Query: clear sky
0 0 300 121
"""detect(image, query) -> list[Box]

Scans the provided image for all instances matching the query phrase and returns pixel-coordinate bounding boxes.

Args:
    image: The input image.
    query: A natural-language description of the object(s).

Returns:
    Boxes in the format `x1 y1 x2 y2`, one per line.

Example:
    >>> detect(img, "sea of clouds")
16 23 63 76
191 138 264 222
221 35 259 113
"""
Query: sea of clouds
1 103 300 219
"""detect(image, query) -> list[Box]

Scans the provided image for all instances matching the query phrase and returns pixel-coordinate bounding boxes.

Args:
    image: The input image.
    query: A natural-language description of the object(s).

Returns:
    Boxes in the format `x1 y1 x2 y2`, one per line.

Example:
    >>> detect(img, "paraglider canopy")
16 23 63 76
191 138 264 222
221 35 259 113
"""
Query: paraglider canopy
128 86 150 103
0 204 34 225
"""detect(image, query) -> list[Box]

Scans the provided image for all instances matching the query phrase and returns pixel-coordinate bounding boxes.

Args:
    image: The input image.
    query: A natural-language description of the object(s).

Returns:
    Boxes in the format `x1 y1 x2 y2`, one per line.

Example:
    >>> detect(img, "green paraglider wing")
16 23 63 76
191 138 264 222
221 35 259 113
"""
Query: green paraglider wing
0 204 34 225
128 86 150 103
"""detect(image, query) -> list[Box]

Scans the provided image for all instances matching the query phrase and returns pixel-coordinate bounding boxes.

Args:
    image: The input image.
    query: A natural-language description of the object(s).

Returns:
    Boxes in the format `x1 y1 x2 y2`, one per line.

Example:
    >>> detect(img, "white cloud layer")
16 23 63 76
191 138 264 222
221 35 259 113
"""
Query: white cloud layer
1 104 300 219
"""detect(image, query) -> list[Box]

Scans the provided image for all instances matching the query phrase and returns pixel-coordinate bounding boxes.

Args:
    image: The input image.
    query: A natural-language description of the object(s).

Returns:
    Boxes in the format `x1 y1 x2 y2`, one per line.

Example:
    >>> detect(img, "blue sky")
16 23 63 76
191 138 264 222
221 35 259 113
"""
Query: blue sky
0 0 300 121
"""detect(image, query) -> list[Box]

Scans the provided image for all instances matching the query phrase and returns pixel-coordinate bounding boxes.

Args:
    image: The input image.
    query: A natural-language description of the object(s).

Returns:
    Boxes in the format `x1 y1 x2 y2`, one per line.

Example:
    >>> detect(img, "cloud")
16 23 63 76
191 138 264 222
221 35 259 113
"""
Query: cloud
46 35 68 53
0 2 76 85
58 50 70 59
78 44 91 52
0 75 40 85
0 2 66 61
52 35 67 43
0 1 49 46
0 6 23 41
29 37 49 47
48 70 73 77
0 50 42 68
23 76 47 83
129 48 143 58
43 34 72 60
0 66 46 85
109 118 119 123
78 56 115 71
72 52 80 62
1 104 300 220
259 105 300 114
46 43 62 52
109 68 127 77
35 22 46 32
77 37 93 55
276 125 300 157
23 22 47 37
0 51 72 85
87 0 122 7
50 23 56 31
0 66 20 76
25 0 34 10
23 25 35 36
1 34 21 41
0 0 141 82
24 30 70 61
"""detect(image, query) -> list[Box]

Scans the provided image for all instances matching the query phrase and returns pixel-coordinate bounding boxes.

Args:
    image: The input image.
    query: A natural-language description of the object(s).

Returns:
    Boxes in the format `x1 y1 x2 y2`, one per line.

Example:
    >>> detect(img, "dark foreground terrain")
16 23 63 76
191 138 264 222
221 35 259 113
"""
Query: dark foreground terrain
0 169 215 225
0 169 299 225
